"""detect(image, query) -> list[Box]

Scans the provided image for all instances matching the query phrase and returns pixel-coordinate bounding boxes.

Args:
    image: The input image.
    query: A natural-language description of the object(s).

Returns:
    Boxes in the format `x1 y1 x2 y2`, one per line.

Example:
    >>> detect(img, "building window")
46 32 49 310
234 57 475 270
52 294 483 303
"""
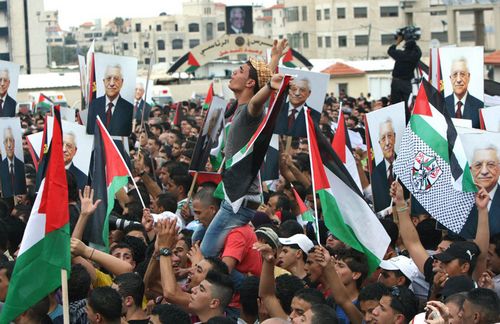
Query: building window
354 7 367 18
189 39 200 48
324 8 330 20
217 22 225 31
172 39 183 49
175 24 178 31
338 83 348 96
156 24 162 31
135 23 141 32
144 41 149 48
316 9 322 21
317 36 323 48
288 33 300 48
431 31 448 43
237 54 247 61
337 7 346 19
355 35 369 46
145 58 150 65
460 30 475 42
302 6 307 21
133 42 137 49
380 6 398 17
325 36 331 48
381 34 394 45
338 35 347 47
158 57 166 63
157 40 165 50
172 56 180 62
188 23 199 32
123 42 129 50
303 33 309 48
285 7 299 22
206 22 213 40
204 7 211 15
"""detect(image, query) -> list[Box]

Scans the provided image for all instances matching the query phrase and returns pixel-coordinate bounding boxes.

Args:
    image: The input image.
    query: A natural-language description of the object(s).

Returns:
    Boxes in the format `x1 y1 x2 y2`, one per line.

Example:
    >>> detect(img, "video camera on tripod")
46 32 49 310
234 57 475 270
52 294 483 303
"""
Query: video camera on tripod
394 26 421 42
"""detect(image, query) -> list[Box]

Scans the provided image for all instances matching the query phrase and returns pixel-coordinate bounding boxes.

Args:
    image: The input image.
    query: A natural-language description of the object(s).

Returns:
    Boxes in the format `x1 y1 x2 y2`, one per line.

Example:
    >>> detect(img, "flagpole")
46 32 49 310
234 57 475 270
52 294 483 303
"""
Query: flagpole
140 51 155 131
96 116 147 209
61 269 70 324
304 107 321 245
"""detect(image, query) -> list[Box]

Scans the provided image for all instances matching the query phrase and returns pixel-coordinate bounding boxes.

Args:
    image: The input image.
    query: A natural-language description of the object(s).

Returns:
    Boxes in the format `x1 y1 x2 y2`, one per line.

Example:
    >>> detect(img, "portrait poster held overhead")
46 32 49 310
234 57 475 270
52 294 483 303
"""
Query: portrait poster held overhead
365 102 406 213
27 117 93 191
480 106 500 132
0 117 26 197
456 128 500 239
440 47 484 129
86 53 138 137
190 96 226 172
225 6 253 34
0 60 20 117
274 67 329 138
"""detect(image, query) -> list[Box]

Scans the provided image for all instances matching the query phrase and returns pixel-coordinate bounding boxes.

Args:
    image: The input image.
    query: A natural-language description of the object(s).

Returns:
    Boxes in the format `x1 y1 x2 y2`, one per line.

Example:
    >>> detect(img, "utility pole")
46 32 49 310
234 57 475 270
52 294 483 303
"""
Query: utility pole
366 23 371 60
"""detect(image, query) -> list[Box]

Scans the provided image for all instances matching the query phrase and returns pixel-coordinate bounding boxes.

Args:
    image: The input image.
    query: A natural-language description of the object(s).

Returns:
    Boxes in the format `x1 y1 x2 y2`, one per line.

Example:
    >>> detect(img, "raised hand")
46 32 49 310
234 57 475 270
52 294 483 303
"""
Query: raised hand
79 186 101 217
253 242 275 263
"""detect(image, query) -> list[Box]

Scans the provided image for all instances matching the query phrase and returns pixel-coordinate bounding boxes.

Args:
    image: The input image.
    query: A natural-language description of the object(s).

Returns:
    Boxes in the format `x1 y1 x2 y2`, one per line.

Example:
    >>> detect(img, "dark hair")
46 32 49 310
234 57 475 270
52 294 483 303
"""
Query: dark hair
156 192 178 213
444 292 467 308
25 296 51 323
121 235 147 264
358 283 389 302
246 61 260 95
269 192 291 212
490 232 500 257
114 272 145 308
379 219 399 249
416 218 442 250
465 288 500 323
337 249 369 289
124 201 143 222
310 304 339 324
88 286 123 322
205 270 234 310
205 256 229 275
123 223 147 240
152 304 191 324
193 188 221 209
68 264 91 302
279 220 304 238
383 286 419 323
110 242 135 261
240 276 259 317
294 288 325 306
171 174 193 196
275 274 306 314
3 216 25 255
0 220 8 252
206 316 237 324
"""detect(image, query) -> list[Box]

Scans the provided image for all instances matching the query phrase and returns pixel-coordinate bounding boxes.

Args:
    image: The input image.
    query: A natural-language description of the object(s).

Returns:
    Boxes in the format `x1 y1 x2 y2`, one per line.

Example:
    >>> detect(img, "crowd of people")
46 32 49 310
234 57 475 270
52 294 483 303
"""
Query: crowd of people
0 38 500 324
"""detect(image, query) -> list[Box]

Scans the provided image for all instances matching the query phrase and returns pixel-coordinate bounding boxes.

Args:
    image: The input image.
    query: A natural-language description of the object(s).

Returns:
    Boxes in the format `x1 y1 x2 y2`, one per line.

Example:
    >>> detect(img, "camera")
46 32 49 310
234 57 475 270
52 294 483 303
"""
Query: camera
109 214 141 231
394 26 421 42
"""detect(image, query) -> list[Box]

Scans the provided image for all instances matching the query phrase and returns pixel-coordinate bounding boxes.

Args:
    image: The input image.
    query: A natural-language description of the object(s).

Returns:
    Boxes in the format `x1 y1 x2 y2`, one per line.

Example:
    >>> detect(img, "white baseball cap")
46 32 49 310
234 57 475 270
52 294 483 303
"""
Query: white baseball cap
379 255 419 282
278 234 314 254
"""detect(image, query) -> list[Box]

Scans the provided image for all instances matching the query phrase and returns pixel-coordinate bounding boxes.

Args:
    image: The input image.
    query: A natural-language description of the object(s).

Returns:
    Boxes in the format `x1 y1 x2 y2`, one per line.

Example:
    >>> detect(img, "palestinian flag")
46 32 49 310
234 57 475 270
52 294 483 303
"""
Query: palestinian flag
90 117 131 251
167 52 200 74
429 48 444 93
202 83 214 110
394 80 476 233
364 115 376 175
38 94 53 111
282 48 314 69
292 185 314 222
210 120 228 171
173 102 186 126
217 75 292 212
305 107 390 273
35 115 50 189
0 107 70 323
261 134 280 181
332 109 362 191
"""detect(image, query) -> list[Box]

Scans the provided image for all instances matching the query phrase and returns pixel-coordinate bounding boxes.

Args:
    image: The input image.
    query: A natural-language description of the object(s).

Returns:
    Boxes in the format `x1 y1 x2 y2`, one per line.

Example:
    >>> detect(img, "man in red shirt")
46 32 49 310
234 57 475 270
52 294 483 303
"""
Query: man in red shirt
221 224 262 277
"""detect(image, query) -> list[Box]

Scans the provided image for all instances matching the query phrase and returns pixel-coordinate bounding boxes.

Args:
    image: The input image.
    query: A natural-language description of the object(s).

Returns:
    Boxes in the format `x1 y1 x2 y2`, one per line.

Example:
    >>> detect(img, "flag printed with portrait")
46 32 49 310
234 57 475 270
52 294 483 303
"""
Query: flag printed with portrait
305 108 390 273
0 107 70 324
394 79 476 233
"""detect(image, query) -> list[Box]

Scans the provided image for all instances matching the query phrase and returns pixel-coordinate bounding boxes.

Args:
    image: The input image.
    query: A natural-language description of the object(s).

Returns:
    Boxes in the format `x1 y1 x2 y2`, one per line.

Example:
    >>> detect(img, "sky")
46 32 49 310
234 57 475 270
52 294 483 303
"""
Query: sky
44 0 278 30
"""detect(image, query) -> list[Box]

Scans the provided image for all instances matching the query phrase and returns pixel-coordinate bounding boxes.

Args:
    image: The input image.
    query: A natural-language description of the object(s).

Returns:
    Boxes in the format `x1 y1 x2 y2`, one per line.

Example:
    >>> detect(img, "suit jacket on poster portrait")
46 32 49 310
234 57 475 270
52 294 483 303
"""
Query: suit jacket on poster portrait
371 157 410 213
86 96 133 136
459 184 500 239
134 99 152 124
445 93 482 129
0 156 26 197
68 163 88 191
274 103 321 137
0 94 17 117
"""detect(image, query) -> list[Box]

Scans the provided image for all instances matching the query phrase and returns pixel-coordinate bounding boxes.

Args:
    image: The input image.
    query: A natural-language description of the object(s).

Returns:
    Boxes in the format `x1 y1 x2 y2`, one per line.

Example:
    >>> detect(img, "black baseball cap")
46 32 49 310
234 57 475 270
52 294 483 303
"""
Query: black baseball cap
434 241 479 264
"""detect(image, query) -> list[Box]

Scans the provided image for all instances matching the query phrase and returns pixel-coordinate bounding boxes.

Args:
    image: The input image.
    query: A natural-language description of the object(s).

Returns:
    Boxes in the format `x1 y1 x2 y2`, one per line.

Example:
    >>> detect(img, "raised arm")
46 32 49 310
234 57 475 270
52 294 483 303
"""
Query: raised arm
268 38 288 73
248 73 285 117
72 186 101 240
473 187 490 281
253 242 289 320
390 181 429 273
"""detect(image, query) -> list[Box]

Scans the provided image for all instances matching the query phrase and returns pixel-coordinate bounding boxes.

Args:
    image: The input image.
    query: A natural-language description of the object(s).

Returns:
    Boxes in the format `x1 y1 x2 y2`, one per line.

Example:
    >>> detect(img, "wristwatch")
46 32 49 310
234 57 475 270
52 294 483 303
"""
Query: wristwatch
159 247 172 257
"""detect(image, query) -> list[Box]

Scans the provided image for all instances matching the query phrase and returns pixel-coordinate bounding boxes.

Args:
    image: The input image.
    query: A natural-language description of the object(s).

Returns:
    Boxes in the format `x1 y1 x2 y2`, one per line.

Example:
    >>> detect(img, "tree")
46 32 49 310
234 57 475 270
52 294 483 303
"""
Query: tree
114 17 124 33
